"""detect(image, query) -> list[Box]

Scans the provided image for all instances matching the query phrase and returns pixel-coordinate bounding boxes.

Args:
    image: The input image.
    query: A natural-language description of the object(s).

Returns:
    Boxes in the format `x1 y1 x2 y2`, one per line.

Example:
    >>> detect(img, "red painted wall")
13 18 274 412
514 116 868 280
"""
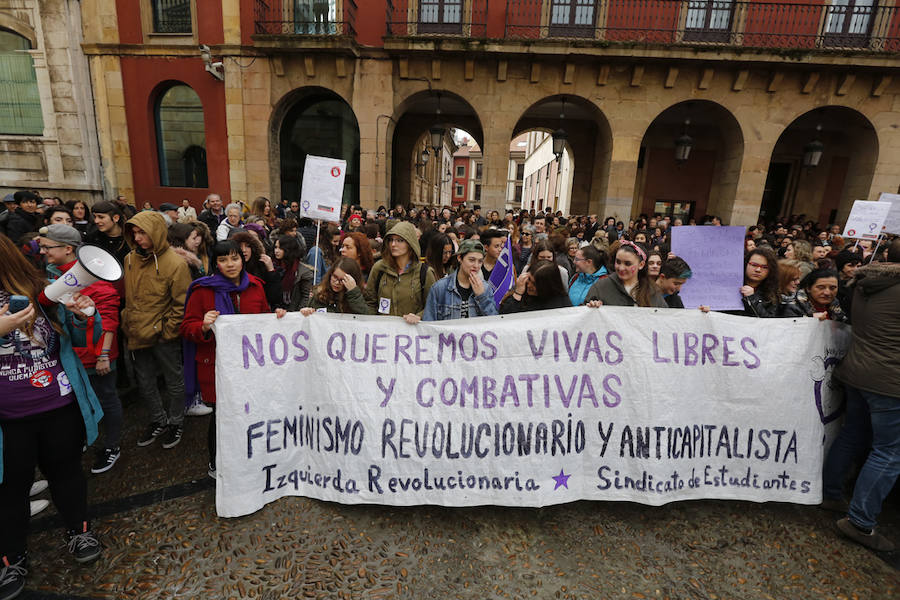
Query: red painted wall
120 57 231 210
743 0 823 48
356 0 388 46
116 0 142 43
641 147 715 218
606 0 679 43
452 157 468 206
198 2 225 44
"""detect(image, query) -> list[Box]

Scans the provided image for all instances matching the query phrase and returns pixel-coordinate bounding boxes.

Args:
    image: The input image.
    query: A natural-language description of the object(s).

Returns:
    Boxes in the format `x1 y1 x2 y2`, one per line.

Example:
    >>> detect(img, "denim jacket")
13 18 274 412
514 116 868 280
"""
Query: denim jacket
423 273 498 321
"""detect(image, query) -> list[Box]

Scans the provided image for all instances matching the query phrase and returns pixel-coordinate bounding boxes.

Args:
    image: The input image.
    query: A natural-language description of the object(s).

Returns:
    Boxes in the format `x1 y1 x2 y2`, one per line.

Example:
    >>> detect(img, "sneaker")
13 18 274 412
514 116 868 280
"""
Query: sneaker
29 500 49 517
161 425 183 449
836 517 896 552
90 448 120 474
137 422 167 447
66 523 101 564
207 463 216 479
0 555 27 600
29 480 48 497
185 397 213 417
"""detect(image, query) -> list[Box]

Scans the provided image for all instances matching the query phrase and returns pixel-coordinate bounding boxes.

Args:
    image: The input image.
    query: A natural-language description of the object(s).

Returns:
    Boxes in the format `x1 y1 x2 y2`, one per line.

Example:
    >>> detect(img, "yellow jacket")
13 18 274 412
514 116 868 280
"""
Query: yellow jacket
121 211 192 349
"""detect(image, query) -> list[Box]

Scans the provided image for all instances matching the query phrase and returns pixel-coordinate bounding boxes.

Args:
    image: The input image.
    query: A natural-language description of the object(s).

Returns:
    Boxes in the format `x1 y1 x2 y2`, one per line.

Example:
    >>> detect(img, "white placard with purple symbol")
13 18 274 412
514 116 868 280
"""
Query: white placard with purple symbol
299 154 346 224
212 307 849 518
877 193 900 235
842 199 892 240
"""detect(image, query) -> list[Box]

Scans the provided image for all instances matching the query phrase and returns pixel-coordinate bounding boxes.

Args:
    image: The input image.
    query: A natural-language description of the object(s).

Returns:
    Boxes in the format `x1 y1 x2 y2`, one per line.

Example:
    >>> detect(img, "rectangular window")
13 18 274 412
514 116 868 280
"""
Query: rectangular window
549 0 597 38
455 184 464 197
824 0 875 47
516 163 525 180
474 184 482 201
0 33 43 135
419 0 462 34
683 0 734 42
456 164 465 177
475 163 483 180
152 0 193 34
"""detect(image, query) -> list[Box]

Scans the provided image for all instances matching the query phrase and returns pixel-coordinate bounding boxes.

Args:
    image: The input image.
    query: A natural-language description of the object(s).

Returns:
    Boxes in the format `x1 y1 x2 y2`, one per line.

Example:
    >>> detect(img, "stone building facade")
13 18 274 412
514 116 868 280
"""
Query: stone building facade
82 0 900 225
0 0 102 203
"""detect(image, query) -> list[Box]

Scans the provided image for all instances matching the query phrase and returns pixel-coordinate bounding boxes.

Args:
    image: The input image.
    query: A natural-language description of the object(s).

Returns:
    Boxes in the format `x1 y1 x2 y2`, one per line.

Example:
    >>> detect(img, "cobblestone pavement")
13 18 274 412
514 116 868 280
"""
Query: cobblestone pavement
21 400 900 600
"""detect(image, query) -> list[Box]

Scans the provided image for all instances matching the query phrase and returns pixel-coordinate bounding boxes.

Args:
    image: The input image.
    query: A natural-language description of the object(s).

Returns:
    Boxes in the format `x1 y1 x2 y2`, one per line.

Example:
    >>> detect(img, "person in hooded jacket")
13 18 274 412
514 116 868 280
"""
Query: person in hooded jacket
364 221 436 324
584 241 667 308
121 211 192 451
823 239 900 553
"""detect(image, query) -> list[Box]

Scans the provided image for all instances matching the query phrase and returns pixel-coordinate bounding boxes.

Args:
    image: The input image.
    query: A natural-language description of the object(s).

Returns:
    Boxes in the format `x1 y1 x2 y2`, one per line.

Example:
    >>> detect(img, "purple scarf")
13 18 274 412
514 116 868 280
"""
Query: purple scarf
183 271 250 404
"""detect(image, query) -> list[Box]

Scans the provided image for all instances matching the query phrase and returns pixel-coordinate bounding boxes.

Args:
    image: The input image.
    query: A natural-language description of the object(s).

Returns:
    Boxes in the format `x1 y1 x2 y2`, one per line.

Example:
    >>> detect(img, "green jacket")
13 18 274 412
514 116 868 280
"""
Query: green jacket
308 285 369 314
364 221 436 317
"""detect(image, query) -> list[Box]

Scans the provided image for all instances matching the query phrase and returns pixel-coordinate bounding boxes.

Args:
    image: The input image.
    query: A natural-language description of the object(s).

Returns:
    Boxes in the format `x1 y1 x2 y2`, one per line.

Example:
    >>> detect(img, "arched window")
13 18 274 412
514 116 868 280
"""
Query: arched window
0 28 43 135
155 84 207 187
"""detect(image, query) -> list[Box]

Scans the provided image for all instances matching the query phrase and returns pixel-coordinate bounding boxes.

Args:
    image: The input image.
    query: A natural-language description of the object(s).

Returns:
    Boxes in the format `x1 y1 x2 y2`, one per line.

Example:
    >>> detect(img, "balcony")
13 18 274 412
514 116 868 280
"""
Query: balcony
254 0 358 37
505 0 900 52
386 0 490 38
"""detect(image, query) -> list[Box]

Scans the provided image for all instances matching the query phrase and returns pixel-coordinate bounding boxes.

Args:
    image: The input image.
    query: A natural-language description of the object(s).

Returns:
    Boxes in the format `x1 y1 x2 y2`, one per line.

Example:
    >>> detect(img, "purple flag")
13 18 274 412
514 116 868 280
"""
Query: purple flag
489 235 515 306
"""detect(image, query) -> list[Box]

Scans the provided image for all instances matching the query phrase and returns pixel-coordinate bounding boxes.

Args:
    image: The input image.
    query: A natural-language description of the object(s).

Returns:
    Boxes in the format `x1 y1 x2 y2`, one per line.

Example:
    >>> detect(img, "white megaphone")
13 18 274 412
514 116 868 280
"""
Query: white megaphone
44 245 123 317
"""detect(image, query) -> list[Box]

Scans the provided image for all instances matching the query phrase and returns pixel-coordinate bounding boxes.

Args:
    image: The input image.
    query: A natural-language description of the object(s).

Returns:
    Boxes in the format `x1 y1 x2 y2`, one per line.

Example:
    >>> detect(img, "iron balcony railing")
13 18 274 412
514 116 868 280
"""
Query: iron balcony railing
386 0 490 38
504 0 900 52
254 0 358 37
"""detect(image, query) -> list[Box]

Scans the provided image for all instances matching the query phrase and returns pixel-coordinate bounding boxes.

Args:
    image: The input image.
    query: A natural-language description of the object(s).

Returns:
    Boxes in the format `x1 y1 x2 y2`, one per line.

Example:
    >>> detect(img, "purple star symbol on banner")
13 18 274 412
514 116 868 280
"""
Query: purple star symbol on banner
552 469 570 490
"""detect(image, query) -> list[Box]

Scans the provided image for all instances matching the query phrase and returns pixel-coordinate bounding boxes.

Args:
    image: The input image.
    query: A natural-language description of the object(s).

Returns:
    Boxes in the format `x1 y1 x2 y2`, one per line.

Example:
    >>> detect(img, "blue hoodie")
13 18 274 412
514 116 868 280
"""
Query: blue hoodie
568 267 608 306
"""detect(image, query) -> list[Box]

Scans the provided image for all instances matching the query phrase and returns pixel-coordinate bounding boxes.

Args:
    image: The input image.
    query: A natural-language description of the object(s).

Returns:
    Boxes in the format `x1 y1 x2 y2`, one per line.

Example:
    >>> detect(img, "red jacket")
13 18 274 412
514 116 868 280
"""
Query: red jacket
47 261 121 368
181 274 269 403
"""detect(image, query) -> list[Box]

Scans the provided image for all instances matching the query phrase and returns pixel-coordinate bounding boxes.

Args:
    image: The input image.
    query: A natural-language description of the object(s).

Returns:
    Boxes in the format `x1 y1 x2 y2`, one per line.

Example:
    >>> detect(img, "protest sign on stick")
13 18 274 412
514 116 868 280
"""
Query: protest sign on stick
300 155 346 224
842 200 892 240
213 307 848 518
877 193 900 235
670 226 745 311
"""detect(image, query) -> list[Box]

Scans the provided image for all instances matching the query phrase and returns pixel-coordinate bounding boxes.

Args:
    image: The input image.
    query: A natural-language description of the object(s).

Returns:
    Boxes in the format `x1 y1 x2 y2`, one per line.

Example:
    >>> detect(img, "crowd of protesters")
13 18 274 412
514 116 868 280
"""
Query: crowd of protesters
0 188 898 598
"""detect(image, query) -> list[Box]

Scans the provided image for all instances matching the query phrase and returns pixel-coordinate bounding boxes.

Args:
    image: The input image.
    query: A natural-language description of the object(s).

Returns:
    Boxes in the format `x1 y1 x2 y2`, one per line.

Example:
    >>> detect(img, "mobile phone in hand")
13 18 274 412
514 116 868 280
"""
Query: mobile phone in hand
8 295 30 314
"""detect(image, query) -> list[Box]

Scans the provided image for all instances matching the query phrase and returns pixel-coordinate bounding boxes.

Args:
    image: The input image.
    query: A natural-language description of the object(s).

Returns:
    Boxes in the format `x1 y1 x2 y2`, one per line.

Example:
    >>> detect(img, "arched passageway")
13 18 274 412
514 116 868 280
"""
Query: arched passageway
762 106 878 226
635 100 744 223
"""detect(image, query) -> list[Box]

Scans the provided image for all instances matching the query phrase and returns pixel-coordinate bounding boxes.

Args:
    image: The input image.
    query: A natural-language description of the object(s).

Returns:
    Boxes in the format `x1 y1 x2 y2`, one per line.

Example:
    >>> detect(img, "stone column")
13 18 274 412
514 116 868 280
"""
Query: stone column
353 57 394 209
598 117 642 222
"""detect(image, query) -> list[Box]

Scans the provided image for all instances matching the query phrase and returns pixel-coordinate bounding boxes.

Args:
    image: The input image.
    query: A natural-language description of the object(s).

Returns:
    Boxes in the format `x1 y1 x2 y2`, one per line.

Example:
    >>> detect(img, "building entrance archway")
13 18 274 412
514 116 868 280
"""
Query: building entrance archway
273 87 360 208
513 95 611 216
762 106 878 227
635 100 744 224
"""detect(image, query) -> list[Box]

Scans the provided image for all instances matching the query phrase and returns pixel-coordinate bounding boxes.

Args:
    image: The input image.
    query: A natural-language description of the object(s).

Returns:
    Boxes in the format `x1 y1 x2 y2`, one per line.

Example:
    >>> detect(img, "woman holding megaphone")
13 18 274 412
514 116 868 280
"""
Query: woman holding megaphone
0 233 105 597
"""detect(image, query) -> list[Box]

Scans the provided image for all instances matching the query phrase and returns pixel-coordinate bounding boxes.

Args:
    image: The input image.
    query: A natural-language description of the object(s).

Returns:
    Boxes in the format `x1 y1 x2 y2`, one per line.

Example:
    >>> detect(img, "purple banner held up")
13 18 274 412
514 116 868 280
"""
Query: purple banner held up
670 226 745 311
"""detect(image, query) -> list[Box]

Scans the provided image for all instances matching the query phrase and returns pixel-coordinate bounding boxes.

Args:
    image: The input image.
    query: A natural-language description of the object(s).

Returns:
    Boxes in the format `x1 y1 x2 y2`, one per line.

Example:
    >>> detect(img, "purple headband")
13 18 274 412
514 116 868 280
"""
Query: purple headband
620 240 647 262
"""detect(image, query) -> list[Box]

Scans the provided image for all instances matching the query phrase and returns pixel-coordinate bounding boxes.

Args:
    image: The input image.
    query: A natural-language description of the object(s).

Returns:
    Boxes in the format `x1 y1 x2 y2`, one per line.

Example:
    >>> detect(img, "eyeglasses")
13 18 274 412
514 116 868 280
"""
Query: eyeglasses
573 256 585 262
521 232 532 236
39 244 66 250
748 261 769 271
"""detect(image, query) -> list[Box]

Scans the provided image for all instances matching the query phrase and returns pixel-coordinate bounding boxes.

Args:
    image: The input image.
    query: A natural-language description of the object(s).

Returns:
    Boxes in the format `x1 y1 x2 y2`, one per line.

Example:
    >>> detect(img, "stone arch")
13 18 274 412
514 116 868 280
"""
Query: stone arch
390 89 485 207
0 15 37 47
762 106 878 226
635 100 744 224
269 86 360 207
512 94 613 215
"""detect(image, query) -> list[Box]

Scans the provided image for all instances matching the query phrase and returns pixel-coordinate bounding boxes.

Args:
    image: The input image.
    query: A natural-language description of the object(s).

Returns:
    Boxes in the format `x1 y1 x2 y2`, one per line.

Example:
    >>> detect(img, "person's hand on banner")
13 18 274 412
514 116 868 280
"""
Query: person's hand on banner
202 310 220 333
300 307 316 317
403 313 421 325
586 300 603 308
813 311 828 321
699 305 711 313
275 308 287 319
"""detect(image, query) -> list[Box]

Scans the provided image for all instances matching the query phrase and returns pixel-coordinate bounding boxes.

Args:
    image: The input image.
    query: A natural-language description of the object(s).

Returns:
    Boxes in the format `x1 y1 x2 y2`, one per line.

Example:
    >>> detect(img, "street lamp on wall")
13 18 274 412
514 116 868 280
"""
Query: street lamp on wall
415 149 430 168
429 127 445 155
802 124 824 168
674 119 693 163
551 129 568 162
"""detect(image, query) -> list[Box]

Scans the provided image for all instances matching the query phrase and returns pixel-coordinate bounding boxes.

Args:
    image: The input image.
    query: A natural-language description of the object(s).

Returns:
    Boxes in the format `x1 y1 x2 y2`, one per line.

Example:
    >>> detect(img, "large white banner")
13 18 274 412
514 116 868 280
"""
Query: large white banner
213 307 850 518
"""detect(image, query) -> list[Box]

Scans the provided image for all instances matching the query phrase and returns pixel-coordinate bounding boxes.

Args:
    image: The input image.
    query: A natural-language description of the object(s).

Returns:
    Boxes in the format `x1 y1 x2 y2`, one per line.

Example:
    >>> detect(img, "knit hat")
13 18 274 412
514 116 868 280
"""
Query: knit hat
456 238 485 257
38 224 82 248
349 212 363 225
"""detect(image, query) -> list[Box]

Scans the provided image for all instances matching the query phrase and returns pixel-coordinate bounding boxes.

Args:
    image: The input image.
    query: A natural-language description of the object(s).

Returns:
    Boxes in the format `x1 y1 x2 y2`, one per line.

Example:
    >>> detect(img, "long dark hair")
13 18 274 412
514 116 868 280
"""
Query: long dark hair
424 232 454 279
615 243 656 307
313 257 364 312
275 235 304 266
527 239 554 272
528 260 566 299
0 235 60 336
745 247 780 305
